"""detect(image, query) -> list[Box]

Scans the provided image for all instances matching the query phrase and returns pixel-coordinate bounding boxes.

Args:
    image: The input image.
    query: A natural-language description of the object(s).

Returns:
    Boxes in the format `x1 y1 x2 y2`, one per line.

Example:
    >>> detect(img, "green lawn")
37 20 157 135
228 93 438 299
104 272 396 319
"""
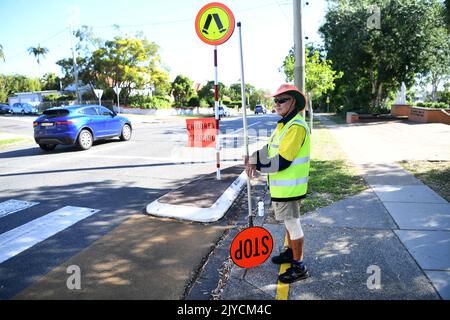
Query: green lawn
399 160 450 202
300 119 367 214
0 134 32 149
0 138 27 146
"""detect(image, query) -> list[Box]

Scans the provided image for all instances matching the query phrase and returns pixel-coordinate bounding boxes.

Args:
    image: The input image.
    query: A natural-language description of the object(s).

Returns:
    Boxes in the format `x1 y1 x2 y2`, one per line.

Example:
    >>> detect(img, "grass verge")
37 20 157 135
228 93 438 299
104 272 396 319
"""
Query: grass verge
399 160 450 202
0 133 33 149
0 138 30 148
301 119 368 214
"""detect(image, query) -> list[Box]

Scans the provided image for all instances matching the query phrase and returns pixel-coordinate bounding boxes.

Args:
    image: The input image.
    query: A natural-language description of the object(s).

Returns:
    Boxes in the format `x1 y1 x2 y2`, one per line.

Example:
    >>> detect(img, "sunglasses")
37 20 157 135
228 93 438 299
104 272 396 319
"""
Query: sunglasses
274 97 292 104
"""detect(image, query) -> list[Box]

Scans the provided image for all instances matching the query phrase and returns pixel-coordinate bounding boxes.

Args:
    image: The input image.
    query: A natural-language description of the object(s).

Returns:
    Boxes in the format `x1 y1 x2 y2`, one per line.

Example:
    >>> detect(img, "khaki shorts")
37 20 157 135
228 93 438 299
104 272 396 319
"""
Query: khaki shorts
272 201 301 221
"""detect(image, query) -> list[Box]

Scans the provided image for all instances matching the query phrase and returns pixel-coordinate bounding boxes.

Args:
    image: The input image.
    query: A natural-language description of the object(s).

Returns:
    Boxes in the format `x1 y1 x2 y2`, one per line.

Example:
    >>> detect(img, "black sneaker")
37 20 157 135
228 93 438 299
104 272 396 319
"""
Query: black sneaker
278 265 309 284
271 247 293 264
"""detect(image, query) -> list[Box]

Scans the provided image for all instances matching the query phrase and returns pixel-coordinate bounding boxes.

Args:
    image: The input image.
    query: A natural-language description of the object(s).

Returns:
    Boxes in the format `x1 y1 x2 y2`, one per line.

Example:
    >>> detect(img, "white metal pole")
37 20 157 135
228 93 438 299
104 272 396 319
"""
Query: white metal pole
69 24 80 103
117 93 120 114
116 85 121 114
237 22 253 227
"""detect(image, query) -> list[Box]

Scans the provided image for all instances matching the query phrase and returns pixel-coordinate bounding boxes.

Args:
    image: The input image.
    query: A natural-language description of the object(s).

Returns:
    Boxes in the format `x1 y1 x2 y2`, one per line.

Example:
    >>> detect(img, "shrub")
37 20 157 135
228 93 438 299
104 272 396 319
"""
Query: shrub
129 95 171 109
415 101 449 109
188 96 200 107
199 98 209 108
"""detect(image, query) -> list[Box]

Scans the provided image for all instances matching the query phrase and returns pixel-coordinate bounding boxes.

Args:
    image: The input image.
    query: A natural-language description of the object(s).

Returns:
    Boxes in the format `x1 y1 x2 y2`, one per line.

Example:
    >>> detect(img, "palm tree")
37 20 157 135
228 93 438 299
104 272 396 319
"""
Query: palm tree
27 44 49 65
0 44 5 62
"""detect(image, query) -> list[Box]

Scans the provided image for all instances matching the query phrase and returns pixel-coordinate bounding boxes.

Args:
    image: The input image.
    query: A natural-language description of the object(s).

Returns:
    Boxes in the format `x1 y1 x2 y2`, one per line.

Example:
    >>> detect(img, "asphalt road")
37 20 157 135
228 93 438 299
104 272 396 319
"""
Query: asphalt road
0 113 276 299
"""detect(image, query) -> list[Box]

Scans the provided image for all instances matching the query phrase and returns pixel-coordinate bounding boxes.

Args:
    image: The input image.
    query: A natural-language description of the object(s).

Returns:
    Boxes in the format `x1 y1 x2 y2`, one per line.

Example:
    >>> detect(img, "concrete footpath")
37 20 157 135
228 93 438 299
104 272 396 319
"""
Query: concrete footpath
215 116 449 300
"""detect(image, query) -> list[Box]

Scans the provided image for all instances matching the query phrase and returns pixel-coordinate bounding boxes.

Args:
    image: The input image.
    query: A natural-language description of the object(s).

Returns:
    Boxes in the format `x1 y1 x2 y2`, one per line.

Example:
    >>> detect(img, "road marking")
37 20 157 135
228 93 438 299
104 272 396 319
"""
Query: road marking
0 140 133 177
0 199 39 219
0 206 99 264
276 234 290 300
234 121 261 133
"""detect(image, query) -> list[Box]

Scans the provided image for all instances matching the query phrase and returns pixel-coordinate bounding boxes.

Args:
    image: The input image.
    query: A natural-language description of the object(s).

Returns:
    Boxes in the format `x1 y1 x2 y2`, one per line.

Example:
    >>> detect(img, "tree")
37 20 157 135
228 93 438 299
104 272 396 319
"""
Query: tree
228 82 256 104
249 88 272 110
74 25 104 57
320 0 448 112
0 74 41 102
27 44 49 65
171 75 194 106
0 44 5 62
228 83 243 101
417 4 450 101
151 67 171 96
57 32 169 103
281 47 343 103
197 81 228 107
41 73 61 91
56 56 89 90
445 0 450 30
89 35 162 102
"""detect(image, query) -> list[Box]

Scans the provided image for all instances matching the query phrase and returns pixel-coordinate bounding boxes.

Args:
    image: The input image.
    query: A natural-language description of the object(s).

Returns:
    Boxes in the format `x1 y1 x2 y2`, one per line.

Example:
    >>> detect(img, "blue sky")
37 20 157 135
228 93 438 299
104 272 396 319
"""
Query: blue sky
0 0 328 91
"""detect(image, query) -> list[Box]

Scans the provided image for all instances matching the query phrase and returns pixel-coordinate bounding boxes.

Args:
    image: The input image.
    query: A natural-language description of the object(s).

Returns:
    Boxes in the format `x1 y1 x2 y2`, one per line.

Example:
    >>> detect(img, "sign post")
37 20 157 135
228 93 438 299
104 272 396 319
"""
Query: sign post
113 85 122 114
237 21 253 227
195 2 235 180
93 89 103 106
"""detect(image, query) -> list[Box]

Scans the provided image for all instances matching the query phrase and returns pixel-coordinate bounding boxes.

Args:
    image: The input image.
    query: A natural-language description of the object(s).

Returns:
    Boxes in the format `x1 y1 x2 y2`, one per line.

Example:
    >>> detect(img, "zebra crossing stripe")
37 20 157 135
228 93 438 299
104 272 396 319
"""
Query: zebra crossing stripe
0 206 99 264
0 200 39 219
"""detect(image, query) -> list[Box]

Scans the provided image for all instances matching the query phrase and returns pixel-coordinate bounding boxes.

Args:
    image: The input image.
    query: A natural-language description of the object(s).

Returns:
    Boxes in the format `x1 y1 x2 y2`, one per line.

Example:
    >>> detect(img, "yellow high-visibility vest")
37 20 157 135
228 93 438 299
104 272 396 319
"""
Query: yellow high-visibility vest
267 113 310 200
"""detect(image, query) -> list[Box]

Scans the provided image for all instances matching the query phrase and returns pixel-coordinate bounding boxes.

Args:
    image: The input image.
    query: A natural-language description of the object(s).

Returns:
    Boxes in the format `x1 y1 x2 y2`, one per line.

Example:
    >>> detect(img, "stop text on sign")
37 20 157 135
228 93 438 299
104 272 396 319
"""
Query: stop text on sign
230 227 273 268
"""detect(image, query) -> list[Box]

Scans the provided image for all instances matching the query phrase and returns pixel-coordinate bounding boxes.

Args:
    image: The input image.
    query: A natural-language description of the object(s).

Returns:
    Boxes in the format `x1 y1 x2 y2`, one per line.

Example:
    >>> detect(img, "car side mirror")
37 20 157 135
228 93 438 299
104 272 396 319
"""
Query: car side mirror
111 111 117 117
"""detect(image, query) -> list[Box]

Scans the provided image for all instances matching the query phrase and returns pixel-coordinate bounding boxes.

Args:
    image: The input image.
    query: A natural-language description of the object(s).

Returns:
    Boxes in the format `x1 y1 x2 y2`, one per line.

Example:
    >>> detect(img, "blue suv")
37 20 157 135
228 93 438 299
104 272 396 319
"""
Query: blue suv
33 105 132 151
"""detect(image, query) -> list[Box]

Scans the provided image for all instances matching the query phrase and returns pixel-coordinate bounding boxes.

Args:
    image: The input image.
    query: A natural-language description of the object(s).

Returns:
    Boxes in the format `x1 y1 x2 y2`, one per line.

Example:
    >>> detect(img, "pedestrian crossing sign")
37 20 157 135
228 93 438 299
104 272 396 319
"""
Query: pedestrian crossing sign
195 2 235 46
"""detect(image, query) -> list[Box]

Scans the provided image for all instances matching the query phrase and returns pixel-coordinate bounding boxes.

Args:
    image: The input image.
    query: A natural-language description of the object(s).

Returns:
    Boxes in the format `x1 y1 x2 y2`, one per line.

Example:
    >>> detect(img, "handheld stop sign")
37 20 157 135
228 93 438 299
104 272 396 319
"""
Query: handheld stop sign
230 227 273 268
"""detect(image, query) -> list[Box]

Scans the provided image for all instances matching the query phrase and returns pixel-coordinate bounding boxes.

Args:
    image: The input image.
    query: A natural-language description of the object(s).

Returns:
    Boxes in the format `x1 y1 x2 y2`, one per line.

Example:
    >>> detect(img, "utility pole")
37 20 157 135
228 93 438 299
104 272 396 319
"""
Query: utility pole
293 0 305 118
69 23 80 103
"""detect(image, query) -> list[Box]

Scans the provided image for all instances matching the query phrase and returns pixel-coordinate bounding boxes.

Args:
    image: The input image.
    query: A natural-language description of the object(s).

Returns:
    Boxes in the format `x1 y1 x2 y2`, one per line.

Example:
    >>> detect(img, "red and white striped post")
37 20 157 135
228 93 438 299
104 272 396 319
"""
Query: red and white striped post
214 46 221 180
195 3 235 181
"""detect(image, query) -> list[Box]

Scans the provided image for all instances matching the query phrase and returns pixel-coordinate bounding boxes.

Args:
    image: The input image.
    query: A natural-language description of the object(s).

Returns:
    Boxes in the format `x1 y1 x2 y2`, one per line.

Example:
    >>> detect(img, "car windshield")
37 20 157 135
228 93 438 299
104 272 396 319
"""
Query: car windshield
43 109 70 118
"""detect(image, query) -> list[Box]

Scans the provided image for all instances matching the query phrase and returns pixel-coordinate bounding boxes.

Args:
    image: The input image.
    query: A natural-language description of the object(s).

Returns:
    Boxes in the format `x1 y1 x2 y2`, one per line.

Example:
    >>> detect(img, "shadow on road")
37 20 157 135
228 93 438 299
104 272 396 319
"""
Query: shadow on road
0 178 176 300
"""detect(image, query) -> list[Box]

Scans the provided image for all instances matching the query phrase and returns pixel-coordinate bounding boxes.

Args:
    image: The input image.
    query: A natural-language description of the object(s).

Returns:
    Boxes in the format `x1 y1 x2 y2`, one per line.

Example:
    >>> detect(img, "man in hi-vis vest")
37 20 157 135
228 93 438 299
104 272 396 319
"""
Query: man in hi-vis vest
245 84 310 283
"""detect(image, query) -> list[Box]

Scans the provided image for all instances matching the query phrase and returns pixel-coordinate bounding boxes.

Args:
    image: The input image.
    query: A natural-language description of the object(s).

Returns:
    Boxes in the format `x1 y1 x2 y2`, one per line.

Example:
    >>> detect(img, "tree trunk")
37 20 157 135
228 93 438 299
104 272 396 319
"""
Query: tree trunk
376 82 383 110
370 81 383 113
431 72 440 102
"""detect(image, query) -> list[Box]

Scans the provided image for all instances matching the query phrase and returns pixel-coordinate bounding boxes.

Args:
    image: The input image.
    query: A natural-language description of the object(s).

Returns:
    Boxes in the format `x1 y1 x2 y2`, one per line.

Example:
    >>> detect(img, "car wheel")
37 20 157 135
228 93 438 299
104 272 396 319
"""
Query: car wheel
120 124 132 141
77 129 93 150
39 144 57 151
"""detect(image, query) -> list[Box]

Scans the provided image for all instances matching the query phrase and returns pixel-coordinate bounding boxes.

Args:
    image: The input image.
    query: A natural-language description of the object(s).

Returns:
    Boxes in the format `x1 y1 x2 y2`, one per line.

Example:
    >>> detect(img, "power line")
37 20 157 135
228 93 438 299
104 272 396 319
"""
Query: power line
40 27 69 45
3 27 69 63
